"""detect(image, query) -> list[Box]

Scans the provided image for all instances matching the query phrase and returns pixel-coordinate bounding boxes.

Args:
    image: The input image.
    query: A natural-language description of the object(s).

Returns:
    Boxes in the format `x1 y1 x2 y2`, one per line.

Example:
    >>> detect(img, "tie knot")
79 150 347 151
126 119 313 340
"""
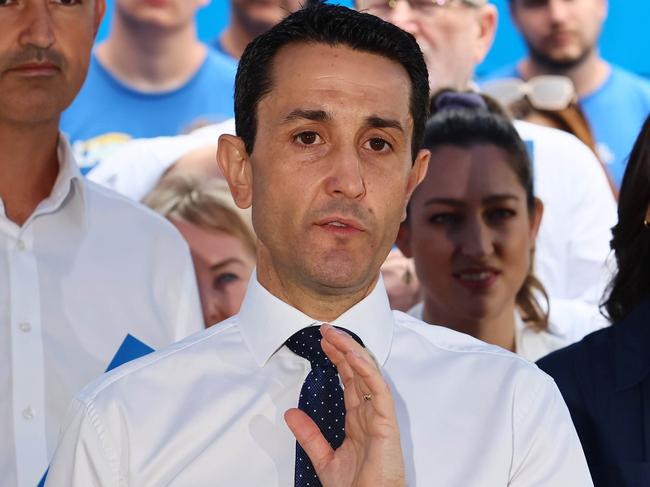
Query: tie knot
286 326 331 367
285 326 363 367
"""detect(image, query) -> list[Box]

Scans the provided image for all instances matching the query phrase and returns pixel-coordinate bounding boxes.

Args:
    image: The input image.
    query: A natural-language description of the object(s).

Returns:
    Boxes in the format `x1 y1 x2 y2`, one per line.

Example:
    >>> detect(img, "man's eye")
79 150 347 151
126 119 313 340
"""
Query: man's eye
294 132 322 146
0 0 17 6
55 0 82 4
365 137 391 152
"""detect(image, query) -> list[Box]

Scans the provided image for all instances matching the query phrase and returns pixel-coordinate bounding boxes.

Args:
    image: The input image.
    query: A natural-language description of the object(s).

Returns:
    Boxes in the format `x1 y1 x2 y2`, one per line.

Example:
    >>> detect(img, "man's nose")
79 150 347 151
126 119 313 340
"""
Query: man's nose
547 0 570 24
324 146 366 200
19 3 56 50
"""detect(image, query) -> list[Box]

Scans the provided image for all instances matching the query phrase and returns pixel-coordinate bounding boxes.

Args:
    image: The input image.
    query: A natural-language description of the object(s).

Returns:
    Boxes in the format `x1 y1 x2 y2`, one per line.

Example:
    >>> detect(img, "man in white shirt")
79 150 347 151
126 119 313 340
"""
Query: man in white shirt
357 0 617 341
0 1 204 485
46 4 592 486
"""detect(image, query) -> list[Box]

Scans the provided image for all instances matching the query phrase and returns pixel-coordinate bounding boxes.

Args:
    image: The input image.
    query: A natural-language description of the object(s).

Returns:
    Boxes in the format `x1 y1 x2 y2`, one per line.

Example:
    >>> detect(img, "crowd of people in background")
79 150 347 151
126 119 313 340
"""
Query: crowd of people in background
1 1 649 486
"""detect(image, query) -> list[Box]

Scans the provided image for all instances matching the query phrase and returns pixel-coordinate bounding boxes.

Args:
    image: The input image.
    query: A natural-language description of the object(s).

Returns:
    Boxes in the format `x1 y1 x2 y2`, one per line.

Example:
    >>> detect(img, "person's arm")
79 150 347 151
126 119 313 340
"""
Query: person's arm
285 324 405 487
509 373 593 486
45 398 118 487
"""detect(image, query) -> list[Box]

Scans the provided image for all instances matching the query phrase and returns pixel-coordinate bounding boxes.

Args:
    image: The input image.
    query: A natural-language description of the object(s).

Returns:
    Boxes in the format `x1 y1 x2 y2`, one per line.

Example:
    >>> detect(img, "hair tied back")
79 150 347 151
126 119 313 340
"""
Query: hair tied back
435 92 488 112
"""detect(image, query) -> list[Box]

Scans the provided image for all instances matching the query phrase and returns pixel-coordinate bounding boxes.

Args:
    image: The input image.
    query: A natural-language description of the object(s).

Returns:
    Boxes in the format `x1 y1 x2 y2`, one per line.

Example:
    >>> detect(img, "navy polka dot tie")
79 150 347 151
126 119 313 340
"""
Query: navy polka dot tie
285 326 363 487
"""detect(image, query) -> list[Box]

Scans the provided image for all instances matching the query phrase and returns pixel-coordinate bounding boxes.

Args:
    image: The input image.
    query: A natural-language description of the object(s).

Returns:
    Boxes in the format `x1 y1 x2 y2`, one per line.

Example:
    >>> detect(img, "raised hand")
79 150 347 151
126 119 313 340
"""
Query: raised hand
284 324 405 487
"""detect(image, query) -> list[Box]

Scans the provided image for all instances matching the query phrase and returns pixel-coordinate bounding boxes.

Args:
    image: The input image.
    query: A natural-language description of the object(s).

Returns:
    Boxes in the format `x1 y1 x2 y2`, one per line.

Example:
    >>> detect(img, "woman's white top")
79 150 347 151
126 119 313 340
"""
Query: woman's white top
407 303 569 362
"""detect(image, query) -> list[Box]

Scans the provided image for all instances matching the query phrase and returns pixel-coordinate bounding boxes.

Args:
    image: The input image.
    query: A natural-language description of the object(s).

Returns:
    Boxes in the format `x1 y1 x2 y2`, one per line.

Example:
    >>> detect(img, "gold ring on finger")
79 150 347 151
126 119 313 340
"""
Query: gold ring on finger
363 393 372 402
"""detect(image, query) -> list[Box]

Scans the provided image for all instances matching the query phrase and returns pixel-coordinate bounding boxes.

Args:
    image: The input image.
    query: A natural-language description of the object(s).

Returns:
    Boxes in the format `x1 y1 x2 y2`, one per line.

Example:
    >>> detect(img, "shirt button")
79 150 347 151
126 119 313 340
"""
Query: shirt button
22 407 35 420
16 240 25 251
18 322 31 333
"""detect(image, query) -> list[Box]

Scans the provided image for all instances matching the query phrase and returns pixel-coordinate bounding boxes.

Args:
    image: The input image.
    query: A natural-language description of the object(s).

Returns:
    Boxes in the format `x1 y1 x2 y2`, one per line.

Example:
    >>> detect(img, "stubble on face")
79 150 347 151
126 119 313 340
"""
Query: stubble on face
248 43 420 308
0 3 98 125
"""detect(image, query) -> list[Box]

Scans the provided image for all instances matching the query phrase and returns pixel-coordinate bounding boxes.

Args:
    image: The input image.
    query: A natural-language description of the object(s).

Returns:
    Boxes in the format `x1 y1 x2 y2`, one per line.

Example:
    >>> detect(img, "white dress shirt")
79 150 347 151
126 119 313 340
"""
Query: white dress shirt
514 121 616 341
46 274 592 486
0 136 204 487
408 303 569 362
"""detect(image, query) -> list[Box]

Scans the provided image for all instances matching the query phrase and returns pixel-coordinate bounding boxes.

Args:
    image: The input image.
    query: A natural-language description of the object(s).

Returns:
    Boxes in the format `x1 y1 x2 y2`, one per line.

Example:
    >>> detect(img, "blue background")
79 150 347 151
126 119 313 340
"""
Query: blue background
98 1 650 78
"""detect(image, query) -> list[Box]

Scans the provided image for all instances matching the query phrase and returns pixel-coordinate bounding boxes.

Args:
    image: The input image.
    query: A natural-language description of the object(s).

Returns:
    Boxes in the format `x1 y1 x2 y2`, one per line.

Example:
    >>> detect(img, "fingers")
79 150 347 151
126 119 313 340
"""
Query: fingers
320 325 391 411
284 408 334 472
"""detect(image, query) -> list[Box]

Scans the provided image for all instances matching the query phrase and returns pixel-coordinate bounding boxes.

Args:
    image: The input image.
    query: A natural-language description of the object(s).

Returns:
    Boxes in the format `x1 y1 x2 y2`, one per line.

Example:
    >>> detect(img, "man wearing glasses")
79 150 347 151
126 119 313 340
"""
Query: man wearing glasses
489 0 650 188
357 0 618 345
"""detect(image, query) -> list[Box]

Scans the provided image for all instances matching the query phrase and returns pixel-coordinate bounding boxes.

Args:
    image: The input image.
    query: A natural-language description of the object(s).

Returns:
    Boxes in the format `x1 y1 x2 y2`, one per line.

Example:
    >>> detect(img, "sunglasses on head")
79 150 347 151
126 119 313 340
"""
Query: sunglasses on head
481 75 577 111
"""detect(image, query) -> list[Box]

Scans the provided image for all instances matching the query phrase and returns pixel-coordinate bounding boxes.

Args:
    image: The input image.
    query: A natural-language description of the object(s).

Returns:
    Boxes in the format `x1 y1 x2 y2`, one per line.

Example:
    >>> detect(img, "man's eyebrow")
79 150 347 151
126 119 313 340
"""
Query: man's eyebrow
366 116 404 133
282 109 331 124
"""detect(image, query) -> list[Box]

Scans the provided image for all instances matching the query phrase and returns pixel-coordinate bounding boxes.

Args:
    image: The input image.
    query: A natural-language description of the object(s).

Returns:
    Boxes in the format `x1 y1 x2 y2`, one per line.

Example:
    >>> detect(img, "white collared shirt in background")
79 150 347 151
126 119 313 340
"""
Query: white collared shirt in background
46 274 592 486
0 136 204 486
408 303 569 362
514 121 616 341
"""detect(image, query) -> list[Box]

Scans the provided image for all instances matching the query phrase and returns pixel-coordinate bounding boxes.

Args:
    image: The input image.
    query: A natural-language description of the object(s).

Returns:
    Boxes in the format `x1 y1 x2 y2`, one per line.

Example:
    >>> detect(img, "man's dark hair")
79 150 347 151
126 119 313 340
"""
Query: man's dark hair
234 3 429 161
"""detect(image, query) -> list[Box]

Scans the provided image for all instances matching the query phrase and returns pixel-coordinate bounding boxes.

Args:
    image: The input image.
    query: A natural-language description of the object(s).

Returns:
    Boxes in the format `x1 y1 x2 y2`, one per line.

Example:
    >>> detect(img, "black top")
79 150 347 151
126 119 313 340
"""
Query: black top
537 298 650 487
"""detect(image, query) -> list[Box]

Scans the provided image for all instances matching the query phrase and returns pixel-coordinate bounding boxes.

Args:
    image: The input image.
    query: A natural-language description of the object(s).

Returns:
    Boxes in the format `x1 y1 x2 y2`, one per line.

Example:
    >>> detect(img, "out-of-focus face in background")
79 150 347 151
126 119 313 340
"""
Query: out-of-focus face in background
230 0 303 38
399 143 542 326
173 219 256 327
115 0 207 29
357 0 496 90
0 0 104 124
510 0 607 70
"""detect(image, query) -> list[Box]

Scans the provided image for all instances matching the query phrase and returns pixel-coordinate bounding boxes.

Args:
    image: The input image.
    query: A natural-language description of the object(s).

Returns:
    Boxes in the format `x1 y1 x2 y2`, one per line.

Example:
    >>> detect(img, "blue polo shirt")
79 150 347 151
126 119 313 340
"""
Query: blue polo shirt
61 47 237 174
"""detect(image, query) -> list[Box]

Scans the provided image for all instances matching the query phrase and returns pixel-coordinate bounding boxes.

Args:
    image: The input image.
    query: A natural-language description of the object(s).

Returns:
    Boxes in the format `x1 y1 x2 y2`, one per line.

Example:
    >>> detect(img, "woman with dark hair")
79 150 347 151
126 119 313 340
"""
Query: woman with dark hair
537 114 650 486
397 90 569 361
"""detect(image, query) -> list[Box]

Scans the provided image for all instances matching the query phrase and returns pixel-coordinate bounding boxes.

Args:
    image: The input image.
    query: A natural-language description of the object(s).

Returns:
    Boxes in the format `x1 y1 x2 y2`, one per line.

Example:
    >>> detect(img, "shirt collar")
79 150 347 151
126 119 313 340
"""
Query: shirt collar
0 133 87 231
30 134 87 225
614 297 650 391
238 270 394 368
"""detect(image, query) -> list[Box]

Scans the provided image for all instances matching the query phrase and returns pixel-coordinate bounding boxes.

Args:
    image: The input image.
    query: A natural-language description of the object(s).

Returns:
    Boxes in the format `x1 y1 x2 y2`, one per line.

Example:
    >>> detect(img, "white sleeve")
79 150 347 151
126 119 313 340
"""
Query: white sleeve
510 375 593 486
87 120 236 201
151 226 204 340
45 399 119 487
172 245 205 340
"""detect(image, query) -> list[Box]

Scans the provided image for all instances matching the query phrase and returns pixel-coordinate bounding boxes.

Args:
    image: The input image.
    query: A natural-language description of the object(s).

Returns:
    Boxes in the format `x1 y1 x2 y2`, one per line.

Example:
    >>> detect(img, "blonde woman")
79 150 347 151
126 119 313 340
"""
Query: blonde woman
146 176 256 327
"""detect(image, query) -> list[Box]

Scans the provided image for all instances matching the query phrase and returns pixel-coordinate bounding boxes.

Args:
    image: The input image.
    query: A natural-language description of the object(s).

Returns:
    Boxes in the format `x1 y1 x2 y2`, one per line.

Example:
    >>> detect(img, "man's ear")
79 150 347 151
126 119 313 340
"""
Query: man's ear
217 134 253 209
395 222 413 259
473 4 498 65
94 0 107 37
645 203 650 225
403 148 430 221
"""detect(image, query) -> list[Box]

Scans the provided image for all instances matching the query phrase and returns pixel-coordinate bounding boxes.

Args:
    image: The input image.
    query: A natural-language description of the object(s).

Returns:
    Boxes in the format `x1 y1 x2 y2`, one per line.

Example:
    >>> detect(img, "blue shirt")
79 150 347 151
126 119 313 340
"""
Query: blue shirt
482 64 650 187
61 48 237 174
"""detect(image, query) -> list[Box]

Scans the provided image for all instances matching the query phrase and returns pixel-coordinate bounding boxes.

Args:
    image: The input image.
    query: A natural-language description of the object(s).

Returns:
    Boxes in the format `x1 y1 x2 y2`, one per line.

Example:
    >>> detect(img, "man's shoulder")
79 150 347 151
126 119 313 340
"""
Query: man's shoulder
607 65 650 96
76 318 242 406
82 178 181 239
393 311 547 377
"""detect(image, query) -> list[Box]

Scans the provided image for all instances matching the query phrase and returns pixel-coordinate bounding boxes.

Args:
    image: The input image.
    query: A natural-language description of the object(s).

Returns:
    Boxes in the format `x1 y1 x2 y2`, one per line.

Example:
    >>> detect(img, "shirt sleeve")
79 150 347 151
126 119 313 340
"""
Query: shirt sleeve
45 398 119 487
509 373 593 486
172 245 205 340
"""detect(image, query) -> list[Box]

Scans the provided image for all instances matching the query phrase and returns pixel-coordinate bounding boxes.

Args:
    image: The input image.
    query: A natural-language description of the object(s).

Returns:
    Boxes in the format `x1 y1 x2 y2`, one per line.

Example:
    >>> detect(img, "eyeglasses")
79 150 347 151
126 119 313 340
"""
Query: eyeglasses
481 75 577 111
363 0 486 16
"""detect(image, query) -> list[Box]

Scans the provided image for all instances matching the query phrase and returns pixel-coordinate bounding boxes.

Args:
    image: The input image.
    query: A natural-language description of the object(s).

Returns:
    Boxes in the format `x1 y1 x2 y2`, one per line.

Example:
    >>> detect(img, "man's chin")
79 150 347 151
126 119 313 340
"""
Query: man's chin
306 259 378 296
